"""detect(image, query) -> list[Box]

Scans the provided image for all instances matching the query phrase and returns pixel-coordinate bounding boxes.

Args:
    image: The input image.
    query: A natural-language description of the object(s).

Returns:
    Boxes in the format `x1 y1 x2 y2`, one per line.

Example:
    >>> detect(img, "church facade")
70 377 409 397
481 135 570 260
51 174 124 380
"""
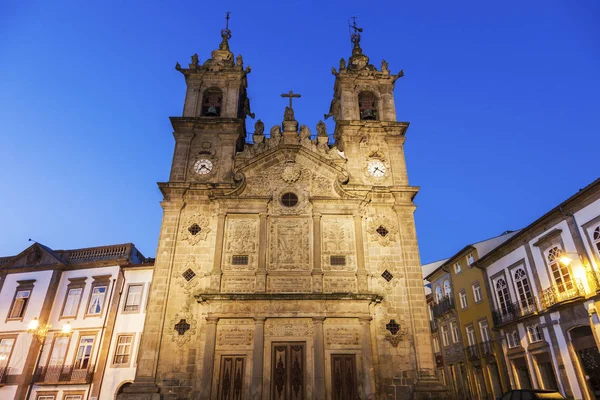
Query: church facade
121 20 444 400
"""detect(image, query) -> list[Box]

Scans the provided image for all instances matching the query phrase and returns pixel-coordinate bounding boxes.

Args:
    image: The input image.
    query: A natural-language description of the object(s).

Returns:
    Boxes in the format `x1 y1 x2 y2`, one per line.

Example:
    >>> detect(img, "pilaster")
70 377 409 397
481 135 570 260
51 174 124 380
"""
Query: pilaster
251 317 266 400
353 213 368 292
256 213 267 292
359 316 376 399
312 213 323 292
200 317 219 400
313 317 326 400
211 212 226 291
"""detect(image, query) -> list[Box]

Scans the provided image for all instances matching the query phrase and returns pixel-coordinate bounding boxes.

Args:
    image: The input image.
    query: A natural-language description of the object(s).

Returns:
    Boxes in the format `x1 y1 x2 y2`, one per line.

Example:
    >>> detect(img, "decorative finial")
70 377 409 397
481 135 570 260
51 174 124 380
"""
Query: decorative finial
219 11 232 51
348 16 363 52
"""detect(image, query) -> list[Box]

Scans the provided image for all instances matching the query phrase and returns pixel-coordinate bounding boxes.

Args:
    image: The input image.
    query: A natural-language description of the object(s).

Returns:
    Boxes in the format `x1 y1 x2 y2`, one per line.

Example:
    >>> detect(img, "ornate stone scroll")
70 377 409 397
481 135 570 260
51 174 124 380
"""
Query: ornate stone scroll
216 319 254 349
167 307 198 346
266 275 311 293
265 318 314 337
268 218 311 271
367 214 398 247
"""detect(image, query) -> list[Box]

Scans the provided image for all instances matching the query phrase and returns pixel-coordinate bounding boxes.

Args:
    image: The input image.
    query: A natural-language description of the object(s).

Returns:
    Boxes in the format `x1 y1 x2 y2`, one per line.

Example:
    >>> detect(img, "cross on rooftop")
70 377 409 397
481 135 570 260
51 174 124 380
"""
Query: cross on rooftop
281 90 301 109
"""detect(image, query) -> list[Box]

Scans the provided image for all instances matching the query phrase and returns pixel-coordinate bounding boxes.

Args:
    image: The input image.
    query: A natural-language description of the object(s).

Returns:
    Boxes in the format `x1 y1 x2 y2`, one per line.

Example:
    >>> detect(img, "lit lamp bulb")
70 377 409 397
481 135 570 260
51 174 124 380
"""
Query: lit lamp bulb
559 255 573 266
28 318 39 331
61 322 71 334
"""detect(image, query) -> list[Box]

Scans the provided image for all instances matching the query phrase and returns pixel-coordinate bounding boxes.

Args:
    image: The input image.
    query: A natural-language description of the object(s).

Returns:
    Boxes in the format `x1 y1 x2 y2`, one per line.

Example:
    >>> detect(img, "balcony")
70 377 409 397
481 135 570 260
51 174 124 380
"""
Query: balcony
0 367 10 385
432 296 455 318
539 280 585 309
465 344 480 360
33 365 94 384
480 340 495 357
491 300 538 327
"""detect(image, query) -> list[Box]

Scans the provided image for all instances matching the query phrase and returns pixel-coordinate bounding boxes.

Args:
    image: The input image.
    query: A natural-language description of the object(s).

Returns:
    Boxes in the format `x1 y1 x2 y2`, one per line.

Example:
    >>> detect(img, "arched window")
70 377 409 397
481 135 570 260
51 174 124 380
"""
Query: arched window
547 246 573 293
593 226 600 255
495 278 511 314
514 268 534 310
201 87 222 116
435 286 443 302
358 91 378 120
443 280 451 298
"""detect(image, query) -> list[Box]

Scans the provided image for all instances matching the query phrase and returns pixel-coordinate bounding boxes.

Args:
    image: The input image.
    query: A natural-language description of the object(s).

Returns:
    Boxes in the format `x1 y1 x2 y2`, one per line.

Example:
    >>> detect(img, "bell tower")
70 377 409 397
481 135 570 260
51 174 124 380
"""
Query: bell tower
327 19 408 188
169 12 254 184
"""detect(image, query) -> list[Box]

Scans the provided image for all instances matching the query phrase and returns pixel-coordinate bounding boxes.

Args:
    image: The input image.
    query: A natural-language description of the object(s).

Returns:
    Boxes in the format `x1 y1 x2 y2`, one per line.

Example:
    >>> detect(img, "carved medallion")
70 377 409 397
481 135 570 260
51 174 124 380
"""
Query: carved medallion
180 213 212 245
367 215 398 247
281 162 301 183
167 308 198 346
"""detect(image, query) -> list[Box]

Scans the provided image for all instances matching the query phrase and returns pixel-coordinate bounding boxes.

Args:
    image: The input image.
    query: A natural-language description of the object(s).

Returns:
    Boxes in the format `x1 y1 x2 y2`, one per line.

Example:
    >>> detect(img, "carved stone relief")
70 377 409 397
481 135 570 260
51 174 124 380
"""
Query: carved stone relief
325 326 361 348
321 216 356 272
374 256 401 295
180 212 212 245
216 319 254 349
268 218 311 271
267 275 312 293
221 275 256 293
167 307 198 346
265 318 314 337
323 276 357 293
367 214 398 247
175 255 206 294
222 216 259 272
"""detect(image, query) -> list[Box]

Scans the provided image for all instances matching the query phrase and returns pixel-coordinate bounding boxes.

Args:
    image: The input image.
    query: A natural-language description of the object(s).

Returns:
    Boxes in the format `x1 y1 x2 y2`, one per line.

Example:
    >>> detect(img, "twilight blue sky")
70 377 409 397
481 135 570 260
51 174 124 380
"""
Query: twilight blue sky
1 1 599 263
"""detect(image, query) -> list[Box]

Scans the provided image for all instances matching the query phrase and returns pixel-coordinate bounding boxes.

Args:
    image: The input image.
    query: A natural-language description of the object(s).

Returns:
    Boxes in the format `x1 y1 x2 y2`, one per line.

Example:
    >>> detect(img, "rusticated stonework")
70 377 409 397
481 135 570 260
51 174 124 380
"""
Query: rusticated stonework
121 27 445 400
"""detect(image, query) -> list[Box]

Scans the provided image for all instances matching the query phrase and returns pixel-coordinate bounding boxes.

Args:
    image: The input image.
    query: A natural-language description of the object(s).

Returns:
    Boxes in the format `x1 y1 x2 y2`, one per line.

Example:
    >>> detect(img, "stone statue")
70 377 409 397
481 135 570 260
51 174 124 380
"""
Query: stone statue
191 53 199 65
317 120 327 137
299 125 311 141
283 106 295 121
270 125 282 137
331 67 337 75
381 59 389 73
175 62 181 71
236 54 243 67
254 119 264 135
339 58 346 70
244 97 255 119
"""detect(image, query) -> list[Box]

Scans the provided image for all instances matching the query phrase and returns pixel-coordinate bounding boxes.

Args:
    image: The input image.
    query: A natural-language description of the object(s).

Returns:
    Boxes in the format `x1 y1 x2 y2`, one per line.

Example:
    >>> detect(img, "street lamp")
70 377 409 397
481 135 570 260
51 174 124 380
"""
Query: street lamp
25 318 72 400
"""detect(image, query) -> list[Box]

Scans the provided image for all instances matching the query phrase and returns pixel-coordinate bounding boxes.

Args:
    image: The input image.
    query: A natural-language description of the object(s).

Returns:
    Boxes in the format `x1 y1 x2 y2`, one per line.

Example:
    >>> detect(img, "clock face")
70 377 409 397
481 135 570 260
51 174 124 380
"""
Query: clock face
367 161 386 177
194 159 213 175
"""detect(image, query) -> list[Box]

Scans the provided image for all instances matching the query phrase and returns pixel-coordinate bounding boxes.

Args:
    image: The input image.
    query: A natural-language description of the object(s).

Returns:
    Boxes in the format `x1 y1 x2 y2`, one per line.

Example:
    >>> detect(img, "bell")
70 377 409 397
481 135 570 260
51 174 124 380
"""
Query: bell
205 106 219 116
361 108 376 120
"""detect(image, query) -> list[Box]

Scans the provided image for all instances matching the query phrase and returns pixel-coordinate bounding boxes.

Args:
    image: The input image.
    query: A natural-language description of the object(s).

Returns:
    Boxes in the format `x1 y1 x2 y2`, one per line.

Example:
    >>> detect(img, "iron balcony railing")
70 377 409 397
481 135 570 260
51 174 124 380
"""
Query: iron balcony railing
432 296 455 319
0 367 10 384
539 279 585 309
491 299 538 327
430 319 438 332
480 340 495 357
33 364 94 384
465 344 480 360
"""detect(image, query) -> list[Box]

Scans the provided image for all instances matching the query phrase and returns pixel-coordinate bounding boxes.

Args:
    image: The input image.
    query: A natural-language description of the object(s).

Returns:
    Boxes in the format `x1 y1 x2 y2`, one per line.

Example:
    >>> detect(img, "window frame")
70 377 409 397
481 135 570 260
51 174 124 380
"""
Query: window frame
433 336 440 353
465 325 476 346
450 321 459 343
454 262 462 274
6 280 35 321
47 334 72 368
35 392 58 400
545 245 574 293
62 390 85 400
441 325 450 347
506 330 520 349
478 319 491 342
472 282 482 303
71 332 97 370
0 335 17 370
512 266 535 310
443 280 451 298
60 277 86 319
527 324 544 343
84 275 111 318
466 253 475 266
111 333 135 368
493 276 512 315
122 284 144 314
459 290 468 309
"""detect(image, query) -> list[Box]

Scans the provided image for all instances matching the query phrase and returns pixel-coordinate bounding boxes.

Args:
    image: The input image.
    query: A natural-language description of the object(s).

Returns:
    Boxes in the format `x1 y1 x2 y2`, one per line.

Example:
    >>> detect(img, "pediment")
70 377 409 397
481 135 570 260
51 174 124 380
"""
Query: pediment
3 243 65 269
233 147 349 199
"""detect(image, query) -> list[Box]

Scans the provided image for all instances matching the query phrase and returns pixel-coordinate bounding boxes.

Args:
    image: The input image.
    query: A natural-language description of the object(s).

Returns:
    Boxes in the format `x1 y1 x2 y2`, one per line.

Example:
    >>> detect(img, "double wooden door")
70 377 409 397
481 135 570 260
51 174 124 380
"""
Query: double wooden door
271 342 305 400
218 356 245 400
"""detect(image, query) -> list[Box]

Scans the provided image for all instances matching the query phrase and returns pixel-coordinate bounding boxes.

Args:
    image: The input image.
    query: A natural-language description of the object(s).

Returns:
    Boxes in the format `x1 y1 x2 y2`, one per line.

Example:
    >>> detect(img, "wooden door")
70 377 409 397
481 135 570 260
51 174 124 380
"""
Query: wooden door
218 356 245 400
331 354 358 400
271 343 305 400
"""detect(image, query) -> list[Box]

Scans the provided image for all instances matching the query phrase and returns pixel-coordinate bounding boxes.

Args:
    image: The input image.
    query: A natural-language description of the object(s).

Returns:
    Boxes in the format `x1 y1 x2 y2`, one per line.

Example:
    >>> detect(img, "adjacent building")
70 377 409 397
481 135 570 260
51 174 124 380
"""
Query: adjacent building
476 178 600 399
0 242 153 400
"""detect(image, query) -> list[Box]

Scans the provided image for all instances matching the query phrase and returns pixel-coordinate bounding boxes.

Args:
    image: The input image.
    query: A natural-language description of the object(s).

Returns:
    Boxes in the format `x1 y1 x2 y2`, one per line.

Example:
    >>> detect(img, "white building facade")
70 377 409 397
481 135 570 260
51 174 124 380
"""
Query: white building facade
0 242 153 400
477 178 600 400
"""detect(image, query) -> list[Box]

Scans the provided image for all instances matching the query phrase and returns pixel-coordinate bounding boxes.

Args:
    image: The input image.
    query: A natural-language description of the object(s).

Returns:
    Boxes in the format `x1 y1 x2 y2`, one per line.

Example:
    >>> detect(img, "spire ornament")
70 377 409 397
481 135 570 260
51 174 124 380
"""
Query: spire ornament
347 17 370 70
219 11 232 51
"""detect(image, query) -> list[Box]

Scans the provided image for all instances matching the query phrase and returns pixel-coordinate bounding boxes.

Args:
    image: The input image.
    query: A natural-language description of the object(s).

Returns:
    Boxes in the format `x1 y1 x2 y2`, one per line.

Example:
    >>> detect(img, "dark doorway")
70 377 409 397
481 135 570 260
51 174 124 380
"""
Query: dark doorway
331 354 358 400
271 342 305 400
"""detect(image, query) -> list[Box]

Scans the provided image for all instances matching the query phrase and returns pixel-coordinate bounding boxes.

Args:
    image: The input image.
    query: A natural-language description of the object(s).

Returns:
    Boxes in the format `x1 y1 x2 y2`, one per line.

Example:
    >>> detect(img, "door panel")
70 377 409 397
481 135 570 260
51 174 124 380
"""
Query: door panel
218 356 245 400
271 342 305 400
331 354 358 400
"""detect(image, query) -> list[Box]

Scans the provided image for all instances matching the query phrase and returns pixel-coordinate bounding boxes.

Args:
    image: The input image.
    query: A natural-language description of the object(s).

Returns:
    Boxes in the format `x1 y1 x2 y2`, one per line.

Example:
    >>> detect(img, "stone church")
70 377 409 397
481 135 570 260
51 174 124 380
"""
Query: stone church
120 18 445 400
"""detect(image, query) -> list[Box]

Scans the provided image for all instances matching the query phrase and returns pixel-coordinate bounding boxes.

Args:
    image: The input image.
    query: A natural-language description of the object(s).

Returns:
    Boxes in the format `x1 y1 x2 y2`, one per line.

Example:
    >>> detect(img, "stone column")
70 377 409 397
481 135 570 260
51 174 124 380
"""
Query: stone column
312 213 323 292
359 316 376 399
251 317 266 400
256 213 267 292
353 213 368 292
200 317 219 400
211 213 226 291
313 317 326 400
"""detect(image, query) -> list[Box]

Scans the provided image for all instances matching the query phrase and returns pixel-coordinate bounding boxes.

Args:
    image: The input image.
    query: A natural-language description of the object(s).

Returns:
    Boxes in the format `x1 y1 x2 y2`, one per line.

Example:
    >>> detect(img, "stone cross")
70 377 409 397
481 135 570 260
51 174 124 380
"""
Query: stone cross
281 90 301 109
